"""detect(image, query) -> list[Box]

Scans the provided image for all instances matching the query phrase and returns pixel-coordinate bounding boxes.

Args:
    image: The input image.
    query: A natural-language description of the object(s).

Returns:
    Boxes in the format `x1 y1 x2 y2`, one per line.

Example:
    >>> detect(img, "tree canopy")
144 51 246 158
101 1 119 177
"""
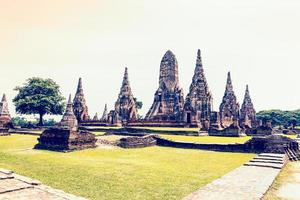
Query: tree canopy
134 98 143 110
256 109 300 128
13 77 65 126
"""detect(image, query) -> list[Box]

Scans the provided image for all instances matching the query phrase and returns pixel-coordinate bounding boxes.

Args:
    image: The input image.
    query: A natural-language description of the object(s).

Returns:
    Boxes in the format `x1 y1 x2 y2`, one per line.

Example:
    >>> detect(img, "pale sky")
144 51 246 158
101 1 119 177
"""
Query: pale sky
0 0 299 119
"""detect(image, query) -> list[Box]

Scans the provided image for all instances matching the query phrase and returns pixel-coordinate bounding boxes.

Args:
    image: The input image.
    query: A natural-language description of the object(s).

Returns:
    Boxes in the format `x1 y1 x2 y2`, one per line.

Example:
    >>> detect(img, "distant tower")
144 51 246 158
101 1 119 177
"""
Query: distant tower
240 85 256 127
145 50 185 121
0 94 12 128
93 113 99 121
0 94 11 118
100 104 108 122
219 72 240 127
114 67 138 122
73 78 90 122
183 49 213 128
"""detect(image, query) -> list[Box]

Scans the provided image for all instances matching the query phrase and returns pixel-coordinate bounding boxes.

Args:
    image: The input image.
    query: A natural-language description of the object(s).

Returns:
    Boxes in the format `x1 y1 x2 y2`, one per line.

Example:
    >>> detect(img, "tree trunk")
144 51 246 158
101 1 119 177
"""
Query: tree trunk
38 113 44 126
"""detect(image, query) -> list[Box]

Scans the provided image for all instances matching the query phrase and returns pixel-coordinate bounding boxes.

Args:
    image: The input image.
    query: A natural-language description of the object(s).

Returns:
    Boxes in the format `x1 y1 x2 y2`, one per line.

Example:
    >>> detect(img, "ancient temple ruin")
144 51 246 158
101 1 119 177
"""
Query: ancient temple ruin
219 72 240 127
0 94 12 135
35 94 96 151
145 50 185 122
67 49 258 132
113 68 138 123
73 78 90 122
183 49 213 129
240 85 257 128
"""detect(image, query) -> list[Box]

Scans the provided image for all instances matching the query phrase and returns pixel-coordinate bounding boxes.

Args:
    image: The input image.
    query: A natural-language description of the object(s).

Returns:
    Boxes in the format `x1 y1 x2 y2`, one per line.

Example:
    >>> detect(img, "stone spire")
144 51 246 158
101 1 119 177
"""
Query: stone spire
77 78 83 93
145 50 184 121
183 49 213 128
225 71 233 92
114 67 138 121
219 72 240 127
0 94 10 117
93 113 99 121
100 104 108 122
240 85 256 127
73 78 90 122
60 94 78 130
158 50 180 92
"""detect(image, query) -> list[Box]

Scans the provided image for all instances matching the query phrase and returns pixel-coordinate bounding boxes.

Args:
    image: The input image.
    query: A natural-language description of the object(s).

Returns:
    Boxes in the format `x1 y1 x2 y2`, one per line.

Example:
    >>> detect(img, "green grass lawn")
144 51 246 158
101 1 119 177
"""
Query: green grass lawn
286 134 298 139
86 126 121 129
0 135 255 200
161 135 252 144
91 131 107 136
132 127 199 132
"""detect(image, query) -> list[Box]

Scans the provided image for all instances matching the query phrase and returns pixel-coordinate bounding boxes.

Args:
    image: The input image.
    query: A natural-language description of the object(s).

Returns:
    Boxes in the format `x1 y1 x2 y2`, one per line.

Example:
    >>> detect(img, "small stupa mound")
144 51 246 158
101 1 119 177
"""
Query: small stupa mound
244 135 300 156
0 94 12 136
35 94 96 152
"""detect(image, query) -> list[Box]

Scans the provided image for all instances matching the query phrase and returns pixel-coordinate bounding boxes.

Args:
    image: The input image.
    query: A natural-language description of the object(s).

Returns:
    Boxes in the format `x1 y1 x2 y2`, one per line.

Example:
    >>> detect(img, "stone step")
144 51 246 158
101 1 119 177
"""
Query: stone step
0 173 14 180
0 179 34 194
249 159 284 164
0 169 13 175
14 174 41 186
258 153 286 159
254 157 283 162
244 162 284 169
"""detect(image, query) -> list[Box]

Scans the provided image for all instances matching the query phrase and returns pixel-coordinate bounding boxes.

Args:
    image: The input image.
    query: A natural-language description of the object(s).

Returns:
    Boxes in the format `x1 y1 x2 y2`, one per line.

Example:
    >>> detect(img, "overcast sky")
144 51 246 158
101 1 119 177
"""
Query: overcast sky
0 0 299 119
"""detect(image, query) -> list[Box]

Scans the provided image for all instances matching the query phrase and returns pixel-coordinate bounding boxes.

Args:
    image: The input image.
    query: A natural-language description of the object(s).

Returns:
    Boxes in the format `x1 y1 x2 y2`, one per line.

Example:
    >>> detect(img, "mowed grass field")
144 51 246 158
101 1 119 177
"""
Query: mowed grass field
131 127 199 132
161 135 252 144
0 134 255 200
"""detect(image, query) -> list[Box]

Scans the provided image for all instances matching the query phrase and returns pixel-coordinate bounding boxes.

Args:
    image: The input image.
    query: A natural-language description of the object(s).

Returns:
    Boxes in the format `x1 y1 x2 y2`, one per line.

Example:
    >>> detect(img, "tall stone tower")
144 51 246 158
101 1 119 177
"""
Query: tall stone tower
73 78 90 122
145 50 184 121
183 49 213 128
219 72 240 127
240 85 256 127
114 67 138 122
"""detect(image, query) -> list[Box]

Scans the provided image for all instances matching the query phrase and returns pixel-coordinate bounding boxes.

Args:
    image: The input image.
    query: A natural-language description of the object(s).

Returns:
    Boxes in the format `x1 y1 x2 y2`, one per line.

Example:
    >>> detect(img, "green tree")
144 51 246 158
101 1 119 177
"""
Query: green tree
134 98 143 110
11 116 30 127
13 78 65 126
257 109 300 127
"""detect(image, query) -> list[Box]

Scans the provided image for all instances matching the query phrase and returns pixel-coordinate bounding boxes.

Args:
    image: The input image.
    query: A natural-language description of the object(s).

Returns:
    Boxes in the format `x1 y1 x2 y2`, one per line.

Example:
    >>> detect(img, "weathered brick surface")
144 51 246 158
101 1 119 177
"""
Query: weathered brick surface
0 169 85 200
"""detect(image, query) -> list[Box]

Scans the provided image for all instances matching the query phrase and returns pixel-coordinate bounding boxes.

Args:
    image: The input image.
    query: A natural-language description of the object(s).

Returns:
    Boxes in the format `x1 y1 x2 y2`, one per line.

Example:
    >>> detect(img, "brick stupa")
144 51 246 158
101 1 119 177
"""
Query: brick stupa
0 94 12 136
240 85 257 128
219 72 240 127
73 78 90 122
114 67 138 123
100 104 108 122
35 94 96 152
183 49 213 129
93 113 99 121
